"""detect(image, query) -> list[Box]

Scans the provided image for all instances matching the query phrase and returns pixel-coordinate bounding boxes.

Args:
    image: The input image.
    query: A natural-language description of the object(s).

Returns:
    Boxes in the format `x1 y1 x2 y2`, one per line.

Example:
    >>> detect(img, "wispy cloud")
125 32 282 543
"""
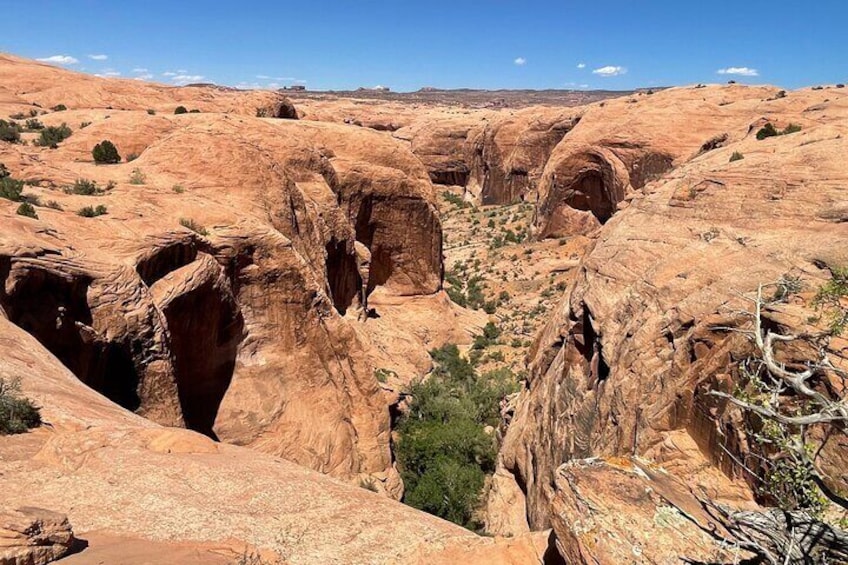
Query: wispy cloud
132 67 149 73
171 74 205 85
514 57 526 66
37 55 78 65
717 66 759 77
162 71 177 77
134 73 154 81
577 63 586 69
88 54 108 61
592 65 627 77
94 69 121 78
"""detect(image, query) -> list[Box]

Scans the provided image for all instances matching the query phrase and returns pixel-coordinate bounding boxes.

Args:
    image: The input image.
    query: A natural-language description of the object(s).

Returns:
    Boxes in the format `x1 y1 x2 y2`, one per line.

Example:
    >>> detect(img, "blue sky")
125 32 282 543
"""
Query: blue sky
1 0 846 91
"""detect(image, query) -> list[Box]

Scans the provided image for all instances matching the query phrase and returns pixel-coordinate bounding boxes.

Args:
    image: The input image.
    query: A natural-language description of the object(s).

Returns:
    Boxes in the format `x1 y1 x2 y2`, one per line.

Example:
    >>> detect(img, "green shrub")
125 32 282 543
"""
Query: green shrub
92 140 121 164
80 121 91 129
756 123 779 140
396 344 518 529
180 218 208 235
0 377 41 435
172 184 185 194
24 118 44 131
782 123 802 135
46 200 63 210
67 178 103 196
78 205 107 217
147 109 156 115
51 104 67 112
730 151 744 162
16 202 37 218
0 176 24 202
0 120 21 143
35 123 72 148
8 112 25 120
174 106 188 115
129 168 146 184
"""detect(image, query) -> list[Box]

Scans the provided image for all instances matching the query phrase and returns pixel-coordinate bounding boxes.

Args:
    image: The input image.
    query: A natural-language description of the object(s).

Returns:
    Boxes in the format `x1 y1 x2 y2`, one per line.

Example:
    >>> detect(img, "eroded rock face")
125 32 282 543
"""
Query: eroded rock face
0 507 76 565
0 56 449 489
397 107 581 205
498 86 848 529
550 459 747 564
534 85 786 238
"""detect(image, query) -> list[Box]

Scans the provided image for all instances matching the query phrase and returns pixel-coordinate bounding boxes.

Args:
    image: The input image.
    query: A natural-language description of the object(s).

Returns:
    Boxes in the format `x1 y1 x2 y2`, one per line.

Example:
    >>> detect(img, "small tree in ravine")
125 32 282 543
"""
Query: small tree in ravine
92 140 121 164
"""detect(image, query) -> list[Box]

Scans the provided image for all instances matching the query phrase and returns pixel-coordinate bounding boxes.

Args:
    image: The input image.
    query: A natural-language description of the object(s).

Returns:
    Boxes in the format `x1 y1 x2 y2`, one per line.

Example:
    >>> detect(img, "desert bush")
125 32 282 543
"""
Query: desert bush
756 123 779 140
67 178 103 196
782 123 802 135
147 109 156 115
179 218 208 235
0 120 21 143
0 377 41 435
442 191 470 209
0 176 24 202
45 200 63 210
8 112 25 120
172 184 185 194
51 104 67 112
92 140 121 164
189 109 201 113
77 205 107 217
174 106 188 115
35 123 72 148
80 121 91 129
24 118 44 131
16 202 37 218
730 151 744 162
128 168 146 184
396 344 517 529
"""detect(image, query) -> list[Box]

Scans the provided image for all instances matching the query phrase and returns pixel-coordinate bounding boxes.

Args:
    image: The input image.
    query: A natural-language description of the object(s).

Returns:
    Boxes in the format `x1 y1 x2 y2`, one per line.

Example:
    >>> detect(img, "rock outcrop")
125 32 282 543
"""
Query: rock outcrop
0 56 450 492
534 85 795 237
496 84 848 532
0 507 76 565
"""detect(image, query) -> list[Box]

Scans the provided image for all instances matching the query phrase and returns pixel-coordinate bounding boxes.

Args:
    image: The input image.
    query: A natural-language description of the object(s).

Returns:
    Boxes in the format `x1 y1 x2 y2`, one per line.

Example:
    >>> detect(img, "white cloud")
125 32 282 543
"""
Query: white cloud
94 69 121 78
176 69 187 73
162 71 177 77
134 73 154 81
132 67 149 73
514 57 526 66
256 74 270 79
171 74 205 85
37 55 79 65
717 66 759 77
88 54 108 61
593 65 627 77
577 63 586 69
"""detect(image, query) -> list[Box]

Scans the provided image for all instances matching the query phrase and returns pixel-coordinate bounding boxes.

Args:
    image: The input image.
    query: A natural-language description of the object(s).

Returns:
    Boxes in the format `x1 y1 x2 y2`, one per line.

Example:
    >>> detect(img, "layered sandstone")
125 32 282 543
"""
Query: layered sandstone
496 84 848 531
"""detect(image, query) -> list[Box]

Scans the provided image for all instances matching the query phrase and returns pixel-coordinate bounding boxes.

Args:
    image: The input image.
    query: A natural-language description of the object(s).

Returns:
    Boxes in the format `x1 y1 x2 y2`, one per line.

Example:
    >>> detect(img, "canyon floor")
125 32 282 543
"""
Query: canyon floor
1 53 848 564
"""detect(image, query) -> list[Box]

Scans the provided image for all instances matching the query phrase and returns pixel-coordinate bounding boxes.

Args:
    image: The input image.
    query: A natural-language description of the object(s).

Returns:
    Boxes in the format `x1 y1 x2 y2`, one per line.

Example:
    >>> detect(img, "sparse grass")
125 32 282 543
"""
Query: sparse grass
128 168 146 185
77 205 108 218
0 377 41 435
66 178 103 196
359 477 379 492
45 200 63 211
180 218 208 235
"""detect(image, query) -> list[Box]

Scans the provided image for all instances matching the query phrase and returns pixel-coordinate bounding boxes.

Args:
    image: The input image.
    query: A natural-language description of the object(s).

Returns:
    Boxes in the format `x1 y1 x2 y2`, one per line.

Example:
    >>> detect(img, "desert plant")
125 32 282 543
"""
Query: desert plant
24 118 44 131
730 151 744 162
782 123 802 135
189 109 201 113
0 176 24 202
51 104 67 112
147 109 156 115
172 184 185 194
67 178 103 196
128 168 146 185
179 218 208 235
92 140 121 164
756 123 779 140
16 202 37 218
0 120 21 143
34 123 72 148
174 106 188 115
126 153 139 162
396 344 518 529
45 200 63 210
0 377 41 435
80 121 91 129
77 205 107 217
